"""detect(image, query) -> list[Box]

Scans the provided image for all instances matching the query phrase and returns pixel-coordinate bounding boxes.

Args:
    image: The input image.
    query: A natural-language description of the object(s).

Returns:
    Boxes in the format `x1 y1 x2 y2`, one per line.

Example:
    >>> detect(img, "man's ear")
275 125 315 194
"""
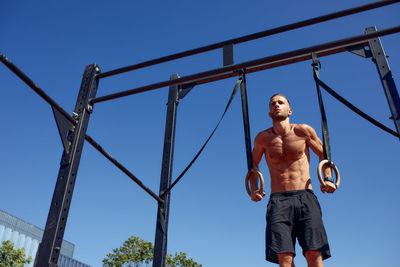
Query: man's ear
288 108 293 116
268 111 272 118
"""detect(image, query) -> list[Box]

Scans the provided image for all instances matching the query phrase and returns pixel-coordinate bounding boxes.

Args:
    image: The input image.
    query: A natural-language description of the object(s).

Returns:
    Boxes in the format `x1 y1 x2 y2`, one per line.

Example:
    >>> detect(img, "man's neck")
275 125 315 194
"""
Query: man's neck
272 118 291 136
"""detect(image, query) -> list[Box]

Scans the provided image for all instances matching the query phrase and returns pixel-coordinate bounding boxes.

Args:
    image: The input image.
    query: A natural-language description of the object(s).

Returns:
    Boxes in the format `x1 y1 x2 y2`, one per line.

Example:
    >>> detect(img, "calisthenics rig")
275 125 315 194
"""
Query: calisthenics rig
1 1 400 266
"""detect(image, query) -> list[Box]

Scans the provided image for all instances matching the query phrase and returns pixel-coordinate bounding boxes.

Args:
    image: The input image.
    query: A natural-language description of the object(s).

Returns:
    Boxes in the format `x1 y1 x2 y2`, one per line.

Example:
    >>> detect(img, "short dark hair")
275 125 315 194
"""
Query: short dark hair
269 93 290 107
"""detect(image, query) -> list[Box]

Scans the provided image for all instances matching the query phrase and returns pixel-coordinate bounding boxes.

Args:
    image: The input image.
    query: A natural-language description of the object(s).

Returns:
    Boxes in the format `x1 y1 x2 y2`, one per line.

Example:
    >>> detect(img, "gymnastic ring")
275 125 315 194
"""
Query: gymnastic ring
245 168 264 197
317 160 340 189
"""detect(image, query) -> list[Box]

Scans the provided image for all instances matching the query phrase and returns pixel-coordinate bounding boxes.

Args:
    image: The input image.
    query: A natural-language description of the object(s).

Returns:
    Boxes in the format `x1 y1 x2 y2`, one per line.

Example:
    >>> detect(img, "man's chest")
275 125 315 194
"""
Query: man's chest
265 135 307 161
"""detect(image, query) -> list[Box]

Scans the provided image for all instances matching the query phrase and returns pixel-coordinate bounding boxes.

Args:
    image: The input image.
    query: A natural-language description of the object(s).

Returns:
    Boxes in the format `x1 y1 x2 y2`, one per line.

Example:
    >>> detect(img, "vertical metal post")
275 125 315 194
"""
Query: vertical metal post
239 71 254 171
223 44 234 66
153 74 180 267
366 26 400 135
34 64 100 267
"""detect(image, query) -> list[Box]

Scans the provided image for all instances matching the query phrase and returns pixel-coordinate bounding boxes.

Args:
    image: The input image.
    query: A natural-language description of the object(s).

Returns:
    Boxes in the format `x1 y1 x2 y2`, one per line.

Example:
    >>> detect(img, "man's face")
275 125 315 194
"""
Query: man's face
268 95 292 121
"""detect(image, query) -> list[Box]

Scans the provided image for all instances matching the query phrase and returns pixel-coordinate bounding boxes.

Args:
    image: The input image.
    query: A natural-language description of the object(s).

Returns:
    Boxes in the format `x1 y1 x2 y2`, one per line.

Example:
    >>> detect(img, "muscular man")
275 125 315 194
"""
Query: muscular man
251 94 337 267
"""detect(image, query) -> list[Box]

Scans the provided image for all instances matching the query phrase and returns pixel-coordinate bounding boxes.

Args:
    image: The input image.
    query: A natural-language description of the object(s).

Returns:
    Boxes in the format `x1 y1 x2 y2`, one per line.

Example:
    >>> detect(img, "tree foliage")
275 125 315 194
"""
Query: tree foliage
0 240 32 267
166 252 202 267
103 236 201 267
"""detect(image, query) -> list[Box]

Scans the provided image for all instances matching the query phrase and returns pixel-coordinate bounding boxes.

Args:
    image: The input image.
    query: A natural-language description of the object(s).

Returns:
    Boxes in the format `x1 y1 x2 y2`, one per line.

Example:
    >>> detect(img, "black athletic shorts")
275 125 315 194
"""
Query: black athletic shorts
265 189 331 264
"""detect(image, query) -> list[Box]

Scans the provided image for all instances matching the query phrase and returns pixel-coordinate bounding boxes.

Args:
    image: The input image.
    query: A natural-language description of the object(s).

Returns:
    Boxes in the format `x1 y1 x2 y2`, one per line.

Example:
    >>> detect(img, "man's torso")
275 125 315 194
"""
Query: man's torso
259 124 313 193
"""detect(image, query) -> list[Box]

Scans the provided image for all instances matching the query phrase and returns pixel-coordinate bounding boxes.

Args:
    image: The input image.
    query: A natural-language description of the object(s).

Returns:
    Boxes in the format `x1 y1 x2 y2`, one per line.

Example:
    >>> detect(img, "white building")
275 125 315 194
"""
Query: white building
0 209 91 267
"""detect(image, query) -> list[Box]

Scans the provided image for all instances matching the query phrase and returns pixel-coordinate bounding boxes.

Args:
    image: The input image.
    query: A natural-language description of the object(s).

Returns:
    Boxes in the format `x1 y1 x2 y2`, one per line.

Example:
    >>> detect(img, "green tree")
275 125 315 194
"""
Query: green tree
103 236 201 267
166 252 202 267
103 236 153 267
0 240 32 267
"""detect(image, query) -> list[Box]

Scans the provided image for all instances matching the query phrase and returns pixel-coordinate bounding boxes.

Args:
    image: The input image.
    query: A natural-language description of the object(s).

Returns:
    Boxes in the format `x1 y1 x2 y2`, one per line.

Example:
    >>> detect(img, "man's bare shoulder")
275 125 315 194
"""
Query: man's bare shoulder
256 128 274 137
255 128 274 142
293 124 316 138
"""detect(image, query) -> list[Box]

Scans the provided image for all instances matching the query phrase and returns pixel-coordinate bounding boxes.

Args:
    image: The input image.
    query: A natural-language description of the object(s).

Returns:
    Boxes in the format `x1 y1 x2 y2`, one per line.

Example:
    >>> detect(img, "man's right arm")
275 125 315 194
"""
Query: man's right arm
250 133 266 201
301 124 336 194
252 133 264 169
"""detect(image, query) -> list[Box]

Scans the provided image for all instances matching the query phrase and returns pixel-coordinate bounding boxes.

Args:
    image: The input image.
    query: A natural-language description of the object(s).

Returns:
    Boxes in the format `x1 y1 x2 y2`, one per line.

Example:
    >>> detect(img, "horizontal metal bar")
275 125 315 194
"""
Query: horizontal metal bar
84 134 164 204
0 53 76 125
91 25 400 104
97 0 400 79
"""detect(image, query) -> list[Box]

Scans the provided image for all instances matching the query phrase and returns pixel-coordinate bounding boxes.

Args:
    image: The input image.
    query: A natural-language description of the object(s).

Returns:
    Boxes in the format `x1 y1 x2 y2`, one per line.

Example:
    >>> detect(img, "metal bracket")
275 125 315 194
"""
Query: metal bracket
52 107 75 153
86 103 93 113
311 52 321 69
178 82 196 100
348 44 372 58
311 52 321 79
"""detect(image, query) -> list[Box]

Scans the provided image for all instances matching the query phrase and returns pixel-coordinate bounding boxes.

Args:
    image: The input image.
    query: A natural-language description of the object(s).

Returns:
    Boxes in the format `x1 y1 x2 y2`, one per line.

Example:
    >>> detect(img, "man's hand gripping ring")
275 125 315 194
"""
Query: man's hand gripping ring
245 168 265 197
317 160 340 189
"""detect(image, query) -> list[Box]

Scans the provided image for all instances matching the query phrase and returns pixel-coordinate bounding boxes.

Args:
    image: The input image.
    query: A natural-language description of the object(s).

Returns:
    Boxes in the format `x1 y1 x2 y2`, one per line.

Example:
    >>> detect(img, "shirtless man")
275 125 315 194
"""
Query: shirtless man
251 94 337 267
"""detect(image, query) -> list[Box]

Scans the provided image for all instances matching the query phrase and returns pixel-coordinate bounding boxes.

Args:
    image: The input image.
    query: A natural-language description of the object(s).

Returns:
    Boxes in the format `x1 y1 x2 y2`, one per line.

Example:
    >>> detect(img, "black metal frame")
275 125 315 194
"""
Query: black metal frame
366 26 400 135
1 2 400 266
35 64 100 267
153 75 180 267
91 25 400 105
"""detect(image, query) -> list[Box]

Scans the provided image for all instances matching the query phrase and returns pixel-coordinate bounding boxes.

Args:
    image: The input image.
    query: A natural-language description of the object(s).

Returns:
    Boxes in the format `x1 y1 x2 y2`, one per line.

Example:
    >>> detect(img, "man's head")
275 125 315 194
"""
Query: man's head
268 94 292 121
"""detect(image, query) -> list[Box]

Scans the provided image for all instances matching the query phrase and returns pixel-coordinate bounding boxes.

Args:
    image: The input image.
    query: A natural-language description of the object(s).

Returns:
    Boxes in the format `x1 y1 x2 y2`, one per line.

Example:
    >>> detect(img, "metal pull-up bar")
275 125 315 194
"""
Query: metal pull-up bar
91 25 400 105
97 0 400 79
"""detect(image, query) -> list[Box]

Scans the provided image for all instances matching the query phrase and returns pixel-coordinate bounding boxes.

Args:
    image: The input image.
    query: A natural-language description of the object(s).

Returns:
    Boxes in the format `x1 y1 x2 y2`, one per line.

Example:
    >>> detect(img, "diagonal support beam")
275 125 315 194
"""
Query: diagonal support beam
84 135 163 203
1 53 162 203
0 53 75 125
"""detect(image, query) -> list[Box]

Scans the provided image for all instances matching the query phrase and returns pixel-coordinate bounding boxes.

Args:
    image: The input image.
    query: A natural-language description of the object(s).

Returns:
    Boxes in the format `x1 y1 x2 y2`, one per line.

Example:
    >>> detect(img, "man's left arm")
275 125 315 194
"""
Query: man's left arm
301 124 336 194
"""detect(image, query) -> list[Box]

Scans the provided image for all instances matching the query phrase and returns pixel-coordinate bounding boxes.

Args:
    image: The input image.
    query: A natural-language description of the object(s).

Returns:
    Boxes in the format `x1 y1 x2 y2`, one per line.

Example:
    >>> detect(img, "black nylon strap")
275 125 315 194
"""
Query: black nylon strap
316 78 400 138
161 77 243 197
312 60 332 162
239 71 254 171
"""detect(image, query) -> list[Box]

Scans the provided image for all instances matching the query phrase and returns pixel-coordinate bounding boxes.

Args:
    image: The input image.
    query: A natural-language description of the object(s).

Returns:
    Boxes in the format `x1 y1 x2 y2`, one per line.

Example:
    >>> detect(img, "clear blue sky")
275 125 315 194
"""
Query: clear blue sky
1 1 400 266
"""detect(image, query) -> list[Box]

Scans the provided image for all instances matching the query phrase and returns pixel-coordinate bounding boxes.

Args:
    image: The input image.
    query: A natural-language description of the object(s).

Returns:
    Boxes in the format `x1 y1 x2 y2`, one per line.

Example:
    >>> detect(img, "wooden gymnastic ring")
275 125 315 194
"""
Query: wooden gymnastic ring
317 160 340 189
245 168 264 197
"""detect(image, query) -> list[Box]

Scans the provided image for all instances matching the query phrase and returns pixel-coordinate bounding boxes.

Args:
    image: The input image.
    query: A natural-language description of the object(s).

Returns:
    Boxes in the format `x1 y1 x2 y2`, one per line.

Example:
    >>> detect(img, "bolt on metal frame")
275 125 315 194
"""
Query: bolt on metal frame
1 1 400 266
